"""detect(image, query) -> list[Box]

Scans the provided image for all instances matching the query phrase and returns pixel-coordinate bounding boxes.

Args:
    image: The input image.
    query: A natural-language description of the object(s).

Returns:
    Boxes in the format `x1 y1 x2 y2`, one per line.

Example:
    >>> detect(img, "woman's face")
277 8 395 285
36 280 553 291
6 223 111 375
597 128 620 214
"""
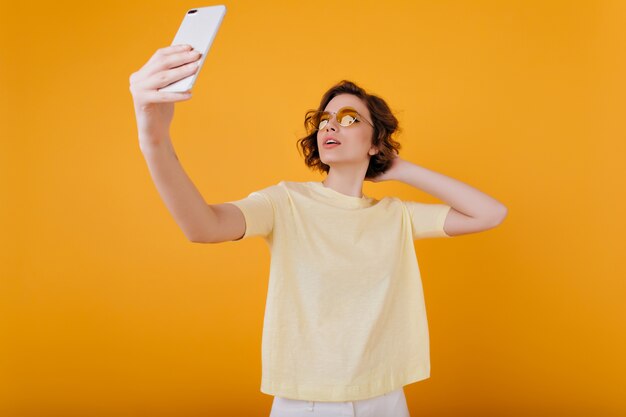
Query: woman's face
316 94 378 170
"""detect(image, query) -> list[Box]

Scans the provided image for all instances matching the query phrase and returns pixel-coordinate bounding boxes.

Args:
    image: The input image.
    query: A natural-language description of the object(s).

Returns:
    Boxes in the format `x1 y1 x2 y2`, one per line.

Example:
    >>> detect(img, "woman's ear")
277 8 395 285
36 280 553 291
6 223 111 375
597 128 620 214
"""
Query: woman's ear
368 146 379 156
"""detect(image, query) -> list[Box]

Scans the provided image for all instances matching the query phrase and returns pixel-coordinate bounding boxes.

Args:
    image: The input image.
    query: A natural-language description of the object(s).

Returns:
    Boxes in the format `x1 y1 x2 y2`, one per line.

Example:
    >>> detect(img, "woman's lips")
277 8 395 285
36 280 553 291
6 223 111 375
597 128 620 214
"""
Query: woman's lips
322 137 341 149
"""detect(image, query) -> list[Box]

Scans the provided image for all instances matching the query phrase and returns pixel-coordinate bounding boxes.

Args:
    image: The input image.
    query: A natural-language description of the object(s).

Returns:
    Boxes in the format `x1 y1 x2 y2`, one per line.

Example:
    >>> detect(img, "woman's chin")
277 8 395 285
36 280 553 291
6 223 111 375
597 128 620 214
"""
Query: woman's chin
320 157 363 167
319 156 333 166
320 154 346 165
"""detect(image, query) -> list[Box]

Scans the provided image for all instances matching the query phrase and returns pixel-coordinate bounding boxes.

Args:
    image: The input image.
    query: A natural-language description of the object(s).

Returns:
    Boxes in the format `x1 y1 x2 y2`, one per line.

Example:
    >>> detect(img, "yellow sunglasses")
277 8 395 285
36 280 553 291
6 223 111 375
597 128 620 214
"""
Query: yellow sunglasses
307 106 374 131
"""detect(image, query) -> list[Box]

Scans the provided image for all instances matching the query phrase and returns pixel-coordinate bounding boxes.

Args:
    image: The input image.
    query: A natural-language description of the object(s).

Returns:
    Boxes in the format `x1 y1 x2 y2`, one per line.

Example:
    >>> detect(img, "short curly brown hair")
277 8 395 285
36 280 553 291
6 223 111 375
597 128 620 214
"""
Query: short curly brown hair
296 80 401 179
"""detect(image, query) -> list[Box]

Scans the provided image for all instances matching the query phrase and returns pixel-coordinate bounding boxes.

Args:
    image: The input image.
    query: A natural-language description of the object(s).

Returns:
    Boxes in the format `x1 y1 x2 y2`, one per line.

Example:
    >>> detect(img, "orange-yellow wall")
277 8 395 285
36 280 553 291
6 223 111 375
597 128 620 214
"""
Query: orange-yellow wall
1 1 625 416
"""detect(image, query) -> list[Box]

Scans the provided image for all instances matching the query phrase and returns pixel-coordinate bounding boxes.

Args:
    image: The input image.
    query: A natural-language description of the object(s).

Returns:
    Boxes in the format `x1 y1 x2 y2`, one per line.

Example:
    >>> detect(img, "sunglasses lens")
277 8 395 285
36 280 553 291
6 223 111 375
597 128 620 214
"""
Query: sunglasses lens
307 112 322 131
317 113 330 130
308 108 361 130
338 109 358 127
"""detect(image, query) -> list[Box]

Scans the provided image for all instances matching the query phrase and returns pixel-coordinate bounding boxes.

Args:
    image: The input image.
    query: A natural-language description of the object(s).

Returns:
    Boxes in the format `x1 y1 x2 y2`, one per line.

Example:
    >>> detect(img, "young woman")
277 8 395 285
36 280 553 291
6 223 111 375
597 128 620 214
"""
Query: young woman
130 44 508 417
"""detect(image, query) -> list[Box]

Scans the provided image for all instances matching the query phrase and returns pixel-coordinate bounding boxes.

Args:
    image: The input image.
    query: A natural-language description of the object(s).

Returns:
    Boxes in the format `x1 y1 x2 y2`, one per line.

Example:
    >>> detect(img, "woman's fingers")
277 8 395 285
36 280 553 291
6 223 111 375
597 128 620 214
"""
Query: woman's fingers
130 45 202 105
144 49 202 77
151 44 193 59
143 90 193 103
141 60 200 91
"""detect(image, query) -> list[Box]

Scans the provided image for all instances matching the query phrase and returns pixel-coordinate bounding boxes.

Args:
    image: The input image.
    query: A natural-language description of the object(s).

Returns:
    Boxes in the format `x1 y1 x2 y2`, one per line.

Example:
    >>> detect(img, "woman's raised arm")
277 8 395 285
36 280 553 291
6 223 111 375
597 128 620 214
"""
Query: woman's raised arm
129 45 245 243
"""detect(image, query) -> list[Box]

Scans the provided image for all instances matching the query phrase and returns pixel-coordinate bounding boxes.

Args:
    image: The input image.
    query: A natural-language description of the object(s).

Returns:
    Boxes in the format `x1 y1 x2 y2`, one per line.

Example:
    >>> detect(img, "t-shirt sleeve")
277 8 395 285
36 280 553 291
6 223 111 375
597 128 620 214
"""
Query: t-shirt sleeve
226 189 274 240
403 201 452 239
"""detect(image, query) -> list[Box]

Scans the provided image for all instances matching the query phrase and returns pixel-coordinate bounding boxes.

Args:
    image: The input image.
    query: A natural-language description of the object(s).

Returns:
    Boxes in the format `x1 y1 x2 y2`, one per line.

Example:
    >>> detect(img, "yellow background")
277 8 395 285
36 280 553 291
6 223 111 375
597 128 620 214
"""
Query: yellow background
1 0 625 416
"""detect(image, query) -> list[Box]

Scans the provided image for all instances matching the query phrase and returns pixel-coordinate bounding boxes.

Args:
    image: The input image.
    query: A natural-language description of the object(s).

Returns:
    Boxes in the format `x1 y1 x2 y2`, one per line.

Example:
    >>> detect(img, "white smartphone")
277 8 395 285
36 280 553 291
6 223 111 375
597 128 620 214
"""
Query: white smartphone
158 5 226 93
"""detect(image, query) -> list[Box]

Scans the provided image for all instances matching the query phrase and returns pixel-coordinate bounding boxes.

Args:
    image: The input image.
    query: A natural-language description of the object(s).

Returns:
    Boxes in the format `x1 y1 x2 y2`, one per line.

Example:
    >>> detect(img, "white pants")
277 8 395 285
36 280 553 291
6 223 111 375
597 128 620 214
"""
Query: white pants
268 388 411 417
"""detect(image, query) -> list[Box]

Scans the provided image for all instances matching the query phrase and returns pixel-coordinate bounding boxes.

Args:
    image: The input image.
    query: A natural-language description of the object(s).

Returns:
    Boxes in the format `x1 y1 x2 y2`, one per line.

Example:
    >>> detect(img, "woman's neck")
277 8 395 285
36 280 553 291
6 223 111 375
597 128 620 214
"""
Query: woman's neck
322 166 368 198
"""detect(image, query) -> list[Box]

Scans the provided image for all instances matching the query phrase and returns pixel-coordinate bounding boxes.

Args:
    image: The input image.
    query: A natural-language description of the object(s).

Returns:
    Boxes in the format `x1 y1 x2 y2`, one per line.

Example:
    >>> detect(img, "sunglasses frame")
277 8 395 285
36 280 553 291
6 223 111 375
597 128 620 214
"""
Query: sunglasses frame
307 106 374 131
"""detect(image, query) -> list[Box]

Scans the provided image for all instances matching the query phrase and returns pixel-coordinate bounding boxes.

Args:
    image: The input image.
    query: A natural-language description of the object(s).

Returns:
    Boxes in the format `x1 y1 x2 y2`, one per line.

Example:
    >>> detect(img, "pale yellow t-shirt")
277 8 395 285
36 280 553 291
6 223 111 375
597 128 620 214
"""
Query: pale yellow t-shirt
227 180 452 402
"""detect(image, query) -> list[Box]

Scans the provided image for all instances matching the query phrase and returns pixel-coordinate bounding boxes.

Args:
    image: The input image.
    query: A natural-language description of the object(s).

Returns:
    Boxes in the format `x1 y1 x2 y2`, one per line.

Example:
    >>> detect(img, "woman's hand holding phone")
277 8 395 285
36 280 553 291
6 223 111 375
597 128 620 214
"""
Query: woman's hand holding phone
129 44 202 147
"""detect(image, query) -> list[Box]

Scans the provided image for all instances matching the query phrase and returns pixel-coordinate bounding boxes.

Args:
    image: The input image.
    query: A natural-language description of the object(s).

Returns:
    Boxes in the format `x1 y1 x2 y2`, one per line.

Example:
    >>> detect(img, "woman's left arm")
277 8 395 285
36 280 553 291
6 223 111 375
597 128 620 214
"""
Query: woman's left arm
371 155 508 236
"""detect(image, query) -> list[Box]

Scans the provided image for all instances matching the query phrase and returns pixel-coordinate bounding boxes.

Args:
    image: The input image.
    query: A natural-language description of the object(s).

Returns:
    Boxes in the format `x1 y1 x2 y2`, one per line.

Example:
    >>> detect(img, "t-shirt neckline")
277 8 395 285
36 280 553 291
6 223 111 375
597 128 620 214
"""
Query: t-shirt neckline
308 181 375 209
